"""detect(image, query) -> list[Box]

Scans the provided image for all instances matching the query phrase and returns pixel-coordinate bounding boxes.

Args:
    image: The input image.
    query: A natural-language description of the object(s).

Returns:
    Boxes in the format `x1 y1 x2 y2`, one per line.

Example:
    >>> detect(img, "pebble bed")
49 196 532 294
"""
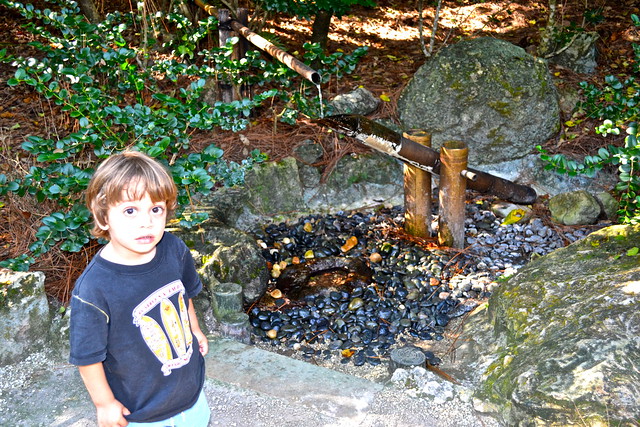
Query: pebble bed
248 200 598 371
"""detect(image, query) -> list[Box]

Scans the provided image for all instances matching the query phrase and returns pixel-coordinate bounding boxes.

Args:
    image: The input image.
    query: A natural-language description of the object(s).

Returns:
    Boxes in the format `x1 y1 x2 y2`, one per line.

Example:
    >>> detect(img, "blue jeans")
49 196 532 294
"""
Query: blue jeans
126 389 210 427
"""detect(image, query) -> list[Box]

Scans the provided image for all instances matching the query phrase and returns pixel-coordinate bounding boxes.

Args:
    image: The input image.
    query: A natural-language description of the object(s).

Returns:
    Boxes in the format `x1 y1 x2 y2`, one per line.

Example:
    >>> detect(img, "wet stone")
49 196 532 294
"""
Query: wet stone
389 346 426 371
247 205 600 367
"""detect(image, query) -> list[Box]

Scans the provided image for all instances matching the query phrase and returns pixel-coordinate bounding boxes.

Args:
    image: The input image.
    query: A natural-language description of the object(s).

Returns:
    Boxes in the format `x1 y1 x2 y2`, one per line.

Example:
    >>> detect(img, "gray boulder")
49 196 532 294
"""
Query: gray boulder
0 271 52 365
595 191 619 220
547 32 599 74
243 157 306 217
398 37 560 166
329 87 380 116
201 153 403 230
302 150 403 212
467 224 640 425
548 190 602 225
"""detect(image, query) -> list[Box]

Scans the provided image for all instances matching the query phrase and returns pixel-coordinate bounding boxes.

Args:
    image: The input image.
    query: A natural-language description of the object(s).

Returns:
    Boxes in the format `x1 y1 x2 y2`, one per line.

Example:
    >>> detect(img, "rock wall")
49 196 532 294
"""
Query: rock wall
468 224 640 425
0 271 59 365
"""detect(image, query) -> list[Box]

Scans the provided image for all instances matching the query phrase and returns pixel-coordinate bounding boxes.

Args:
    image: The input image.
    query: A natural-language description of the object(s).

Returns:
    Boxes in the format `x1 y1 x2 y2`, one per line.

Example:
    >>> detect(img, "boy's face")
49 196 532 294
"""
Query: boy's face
98 190 167 264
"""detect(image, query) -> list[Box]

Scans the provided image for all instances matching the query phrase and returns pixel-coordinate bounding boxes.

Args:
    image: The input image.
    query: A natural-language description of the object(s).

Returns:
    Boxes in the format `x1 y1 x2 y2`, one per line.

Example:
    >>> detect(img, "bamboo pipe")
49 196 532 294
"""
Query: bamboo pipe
194 0 321 85
228 20 321 85
315 114 537 205
403 130 432 238
438 141 468 249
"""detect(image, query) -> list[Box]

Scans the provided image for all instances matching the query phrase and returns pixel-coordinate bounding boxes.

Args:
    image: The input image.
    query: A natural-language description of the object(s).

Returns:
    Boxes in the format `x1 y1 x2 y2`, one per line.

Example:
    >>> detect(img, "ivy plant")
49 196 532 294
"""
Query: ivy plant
0 0 368 271
539 14 640 224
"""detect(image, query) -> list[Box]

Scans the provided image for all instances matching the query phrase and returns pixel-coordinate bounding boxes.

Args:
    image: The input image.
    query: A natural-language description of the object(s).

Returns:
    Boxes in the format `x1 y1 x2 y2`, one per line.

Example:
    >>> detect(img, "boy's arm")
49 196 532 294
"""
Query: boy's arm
188 298 209 356
78 363 131 427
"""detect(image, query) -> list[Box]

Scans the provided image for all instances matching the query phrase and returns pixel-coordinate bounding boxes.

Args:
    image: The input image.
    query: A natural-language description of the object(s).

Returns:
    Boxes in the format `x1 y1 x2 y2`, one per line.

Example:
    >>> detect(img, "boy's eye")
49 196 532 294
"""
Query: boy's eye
124 208 136 216
152 206 165 214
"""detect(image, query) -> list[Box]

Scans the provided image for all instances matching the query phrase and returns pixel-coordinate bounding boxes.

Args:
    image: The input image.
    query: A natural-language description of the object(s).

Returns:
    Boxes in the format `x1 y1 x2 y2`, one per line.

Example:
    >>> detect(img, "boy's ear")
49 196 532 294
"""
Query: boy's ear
96 218 109 231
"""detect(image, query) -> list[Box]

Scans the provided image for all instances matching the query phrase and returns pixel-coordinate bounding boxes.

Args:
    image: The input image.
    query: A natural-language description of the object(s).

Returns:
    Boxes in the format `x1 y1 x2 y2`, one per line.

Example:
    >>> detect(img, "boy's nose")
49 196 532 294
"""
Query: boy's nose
139 211 154 227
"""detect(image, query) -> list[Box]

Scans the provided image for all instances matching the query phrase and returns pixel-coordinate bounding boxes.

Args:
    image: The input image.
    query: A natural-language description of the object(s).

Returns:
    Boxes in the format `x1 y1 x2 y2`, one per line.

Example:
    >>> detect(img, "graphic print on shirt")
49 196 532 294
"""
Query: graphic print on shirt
132 280 193 376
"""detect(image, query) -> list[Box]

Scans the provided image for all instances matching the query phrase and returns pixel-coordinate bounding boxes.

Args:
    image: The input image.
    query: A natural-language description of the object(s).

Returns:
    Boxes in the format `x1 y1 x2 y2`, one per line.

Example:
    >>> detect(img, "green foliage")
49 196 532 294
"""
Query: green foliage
538 16 640 224
0 0 367 271
273 43 368 124
256 0 375 19
578 75 639 126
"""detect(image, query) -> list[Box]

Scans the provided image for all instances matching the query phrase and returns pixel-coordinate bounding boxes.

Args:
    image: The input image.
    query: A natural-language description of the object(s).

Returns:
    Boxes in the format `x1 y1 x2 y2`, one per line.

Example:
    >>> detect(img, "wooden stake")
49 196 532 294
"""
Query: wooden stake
438 140 467 249
403 129 432 238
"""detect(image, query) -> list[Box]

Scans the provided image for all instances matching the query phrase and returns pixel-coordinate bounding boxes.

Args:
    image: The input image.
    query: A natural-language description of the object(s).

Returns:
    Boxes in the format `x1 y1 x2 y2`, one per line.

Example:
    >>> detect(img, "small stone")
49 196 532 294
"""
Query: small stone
389 346 426 372
369 252 383 263
266 329 278 339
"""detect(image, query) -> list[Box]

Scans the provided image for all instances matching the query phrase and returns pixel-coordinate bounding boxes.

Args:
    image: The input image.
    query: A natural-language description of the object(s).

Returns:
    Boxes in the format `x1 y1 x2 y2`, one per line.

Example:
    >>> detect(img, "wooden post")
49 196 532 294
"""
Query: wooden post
438 140 467 249
403 129 432 238
218 9 234 103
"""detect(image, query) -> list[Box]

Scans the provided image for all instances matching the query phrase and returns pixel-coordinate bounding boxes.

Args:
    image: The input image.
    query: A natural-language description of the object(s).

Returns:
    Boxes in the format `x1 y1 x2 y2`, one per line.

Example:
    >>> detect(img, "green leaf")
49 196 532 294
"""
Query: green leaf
14 68 26 80
37 152 68 162
48 184 62 194
627 247 639 256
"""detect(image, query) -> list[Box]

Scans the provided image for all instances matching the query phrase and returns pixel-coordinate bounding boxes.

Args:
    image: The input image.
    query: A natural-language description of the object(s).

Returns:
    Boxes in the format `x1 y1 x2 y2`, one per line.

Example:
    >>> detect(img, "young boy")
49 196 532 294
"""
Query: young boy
69 151 210 427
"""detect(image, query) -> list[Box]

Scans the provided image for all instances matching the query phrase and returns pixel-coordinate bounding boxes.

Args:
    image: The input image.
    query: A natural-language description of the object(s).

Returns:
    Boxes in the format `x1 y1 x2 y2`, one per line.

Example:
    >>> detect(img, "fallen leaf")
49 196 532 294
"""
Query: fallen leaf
341 348 355 358
341 236 358 252
270 289 282 298
501 209 526 225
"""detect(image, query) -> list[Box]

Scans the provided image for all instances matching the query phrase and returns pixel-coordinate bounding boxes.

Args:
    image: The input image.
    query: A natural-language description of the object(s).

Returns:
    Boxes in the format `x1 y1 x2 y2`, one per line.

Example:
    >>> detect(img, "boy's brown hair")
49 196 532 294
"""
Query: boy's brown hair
86 151 178 239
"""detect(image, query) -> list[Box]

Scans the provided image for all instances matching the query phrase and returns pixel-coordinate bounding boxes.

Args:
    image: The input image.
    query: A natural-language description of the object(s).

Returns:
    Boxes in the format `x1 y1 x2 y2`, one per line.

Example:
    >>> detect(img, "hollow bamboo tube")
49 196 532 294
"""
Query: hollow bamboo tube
211 282 243 320
403 130 432 238
438 141 468 249
219 312 251 344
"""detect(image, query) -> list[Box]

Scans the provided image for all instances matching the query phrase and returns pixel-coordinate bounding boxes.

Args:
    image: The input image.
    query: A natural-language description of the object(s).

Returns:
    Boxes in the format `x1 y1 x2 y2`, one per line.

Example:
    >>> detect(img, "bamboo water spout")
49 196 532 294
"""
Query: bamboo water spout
194 0 321 85
227 20 321 85
315 114 538 205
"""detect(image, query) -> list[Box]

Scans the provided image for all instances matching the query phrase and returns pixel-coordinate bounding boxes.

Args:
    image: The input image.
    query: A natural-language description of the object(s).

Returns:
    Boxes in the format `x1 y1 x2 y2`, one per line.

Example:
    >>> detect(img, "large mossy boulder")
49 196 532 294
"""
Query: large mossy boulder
301 151 403 212
398 37 560 165
0 271 51 365
472 224 640 425
200 153 403 231
175 222 269 305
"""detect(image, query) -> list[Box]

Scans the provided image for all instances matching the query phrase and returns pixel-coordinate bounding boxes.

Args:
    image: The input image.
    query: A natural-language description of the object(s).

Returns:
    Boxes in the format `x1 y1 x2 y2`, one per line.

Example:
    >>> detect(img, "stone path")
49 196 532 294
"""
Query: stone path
1 337 501 427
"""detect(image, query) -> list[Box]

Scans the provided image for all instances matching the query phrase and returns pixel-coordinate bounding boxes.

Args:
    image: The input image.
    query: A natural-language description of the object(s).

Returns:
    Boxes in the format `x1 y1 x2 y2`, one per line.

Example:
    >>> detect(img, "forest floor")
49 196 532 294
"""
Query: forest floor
0 0 639 299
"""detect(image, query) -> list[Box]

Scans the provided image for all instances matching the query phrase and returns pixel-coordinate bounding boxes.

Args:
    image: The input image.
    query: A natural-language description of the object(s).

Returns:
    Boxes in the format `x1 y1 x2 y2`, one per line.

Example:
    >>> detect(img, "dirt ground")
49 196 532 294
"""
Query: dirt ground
0 0 639 299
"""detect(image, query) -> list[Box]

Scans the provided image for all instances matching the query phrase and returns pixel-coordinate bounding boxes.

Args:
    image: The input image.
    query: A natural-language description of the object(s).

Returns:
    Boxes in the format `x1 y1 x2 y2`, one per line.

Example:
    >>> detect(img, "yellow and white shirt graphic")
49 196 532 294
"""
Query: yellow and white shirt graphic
132 280 193 376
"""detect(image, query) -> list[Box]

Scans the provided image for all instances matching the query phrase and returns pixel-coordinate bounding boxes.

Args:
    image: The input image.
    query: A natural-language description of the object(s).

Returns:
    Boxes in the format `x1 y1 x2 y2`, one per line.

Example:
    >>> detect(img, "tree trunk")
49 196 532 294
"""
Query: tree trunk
77 0 101 23
538 0 557 56
310 9 332 51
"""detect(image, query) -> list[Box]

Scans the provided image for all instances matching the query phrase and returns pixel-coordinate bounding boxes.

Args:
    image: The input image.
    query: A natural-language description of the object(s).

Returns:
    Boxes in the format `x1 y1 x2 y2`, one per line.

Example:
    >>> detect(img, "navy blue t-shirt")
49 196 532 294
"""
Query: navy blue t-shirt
69 232 205 423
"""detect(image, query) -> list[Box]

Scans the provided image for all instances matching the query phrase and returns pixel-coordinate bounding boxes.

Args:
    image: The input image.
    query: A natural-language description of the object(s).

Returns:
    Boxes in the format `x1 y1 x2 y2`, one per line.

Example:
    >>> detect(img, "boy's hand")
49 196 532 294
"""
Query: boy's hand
193 328 209 356
187 298 209 356
96 400 131 427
